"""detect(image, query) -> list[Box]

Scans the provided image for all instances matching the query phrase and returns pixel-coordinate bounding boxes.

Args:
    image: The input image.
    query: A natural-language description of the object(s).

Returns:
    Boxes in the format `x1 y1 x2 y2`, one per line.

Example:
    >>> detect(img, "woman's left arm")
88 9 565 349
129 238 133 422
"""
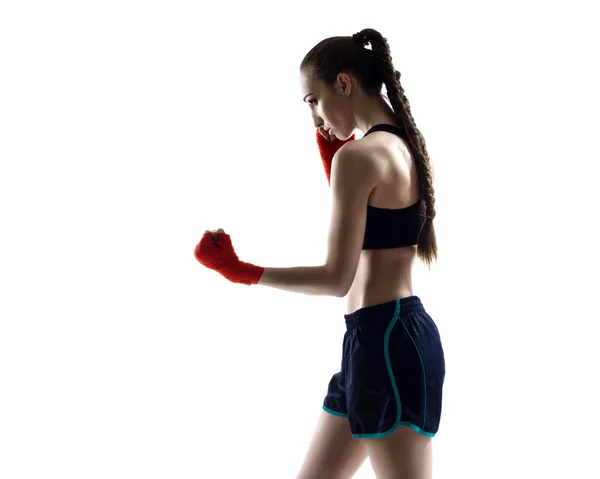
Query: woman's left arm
258 144 378 297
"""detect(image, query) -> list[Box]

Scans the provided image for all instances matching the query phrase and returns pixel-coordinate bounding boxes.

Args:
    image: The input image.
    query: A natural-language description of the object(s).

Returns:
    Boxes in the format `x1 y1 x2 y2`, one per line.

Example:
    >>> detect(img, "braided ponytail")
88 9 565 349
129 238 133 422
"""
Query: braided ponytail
357 29 438 267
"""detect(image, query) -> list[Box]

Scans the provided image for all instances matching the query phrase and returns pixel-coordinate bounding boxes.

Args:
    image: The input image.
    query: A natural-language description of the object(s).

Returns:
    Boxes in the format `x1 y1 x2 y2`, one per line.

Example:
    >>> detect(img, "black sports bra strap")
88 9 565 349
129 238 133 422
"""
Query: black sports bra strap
363 123 407 139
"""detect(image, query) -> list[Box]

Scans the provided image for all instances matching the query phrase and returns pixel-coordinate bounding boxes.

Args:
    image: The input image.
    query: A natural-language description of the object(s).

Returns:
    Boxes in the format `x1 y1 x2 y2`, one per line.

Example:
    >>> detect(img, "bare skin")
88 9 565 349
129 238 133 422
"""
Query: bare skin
296 412 368 479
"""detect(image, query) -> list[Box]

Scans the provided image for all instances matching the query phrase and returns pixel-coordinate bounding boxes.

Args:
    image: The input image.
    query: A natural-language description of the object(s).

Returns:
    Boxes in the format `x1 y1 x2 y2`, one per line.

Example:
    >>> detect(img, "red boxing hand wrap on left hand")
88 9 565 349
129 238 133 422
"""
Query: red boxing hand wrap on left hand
194 232 264 285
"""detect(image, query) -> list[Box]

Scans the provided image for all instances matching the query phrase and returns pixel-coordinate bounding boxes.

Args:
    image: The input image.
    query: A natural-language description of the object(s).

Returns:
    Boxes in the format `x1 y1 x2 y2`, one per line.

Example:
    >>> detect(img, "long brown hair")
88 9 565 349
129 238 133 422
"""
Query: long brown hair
300 28 438 268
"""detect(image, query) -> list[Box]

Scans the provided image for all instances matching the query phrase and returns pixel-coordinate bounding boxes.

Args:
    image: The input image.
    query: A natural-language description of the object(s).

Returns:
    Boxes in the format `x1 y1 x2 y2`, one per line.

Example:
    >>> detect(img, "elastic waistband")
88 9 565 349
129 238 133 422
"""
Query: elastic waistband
344 296 424 330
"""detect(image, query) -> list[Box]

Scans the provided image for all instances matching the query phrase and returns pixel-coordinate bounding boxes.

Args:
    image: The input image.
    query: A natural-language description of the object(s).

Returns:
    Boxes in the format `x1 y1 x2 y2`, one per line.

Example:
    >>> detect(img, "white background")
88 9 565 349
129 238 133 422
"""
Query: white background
1 1 599 478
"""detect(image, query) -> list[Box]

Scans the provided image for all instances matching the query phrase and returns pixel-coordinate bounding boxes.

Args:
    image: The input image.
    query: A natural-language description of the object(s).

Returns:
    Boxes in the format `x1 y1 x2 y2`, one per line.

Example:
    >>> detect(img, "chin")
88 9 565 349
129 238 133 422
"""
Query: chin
337 126 355 141
338 132 352 141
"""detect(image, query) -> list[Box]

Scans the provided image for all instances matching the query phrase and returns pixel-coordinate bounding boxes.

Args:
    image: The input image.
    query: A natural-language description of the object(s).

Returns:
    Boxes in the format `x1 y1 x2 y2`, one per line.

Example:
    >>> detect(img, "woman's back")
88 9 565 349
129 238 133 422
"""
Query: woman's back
346 125 423 313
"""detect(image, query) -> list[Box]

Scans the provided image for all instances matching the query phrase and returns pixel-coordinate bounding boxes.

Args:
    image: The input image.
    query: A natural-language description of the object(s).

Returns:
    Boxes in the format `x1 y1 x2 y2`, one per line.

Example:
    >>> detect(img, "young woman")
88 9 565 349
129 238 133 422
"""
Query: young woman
195 28 445 479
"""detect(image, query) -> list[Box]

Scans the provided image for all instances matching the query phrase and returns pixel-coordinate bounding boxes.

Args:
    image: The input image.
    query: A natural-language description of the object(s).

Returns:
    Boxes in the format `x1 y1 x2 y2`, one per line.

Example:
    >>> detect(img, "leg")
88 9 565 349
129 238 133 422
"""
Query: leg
296 410 368 479
364 425 432 479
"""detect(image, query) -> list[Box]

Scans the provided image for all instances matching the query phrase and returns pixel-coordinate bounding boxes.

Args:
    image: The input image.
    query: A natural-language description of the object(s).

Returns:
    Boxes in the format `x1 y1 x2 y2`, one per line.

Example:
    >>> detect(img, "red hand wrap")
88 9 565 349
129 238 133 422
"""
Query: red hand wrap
194 232 264 285
316 129 356 185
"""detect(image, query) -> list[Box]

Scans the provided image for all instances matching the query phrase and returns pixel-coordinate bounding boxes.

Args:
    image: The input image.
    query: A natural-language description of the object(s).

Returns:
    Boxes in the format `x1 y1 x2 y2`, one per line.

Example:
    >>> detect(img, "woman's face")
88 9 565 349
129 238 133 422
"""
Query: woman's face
299 71 354 140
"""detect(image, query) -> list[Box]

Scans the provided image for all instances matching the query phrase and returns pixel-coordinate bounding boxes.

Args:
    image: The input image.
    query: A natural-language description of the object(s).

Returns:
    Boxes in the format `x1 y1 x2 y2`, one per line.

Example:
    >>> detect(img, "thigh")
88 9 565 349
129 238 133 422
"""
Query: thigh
364 426 432 479
296 410 368 479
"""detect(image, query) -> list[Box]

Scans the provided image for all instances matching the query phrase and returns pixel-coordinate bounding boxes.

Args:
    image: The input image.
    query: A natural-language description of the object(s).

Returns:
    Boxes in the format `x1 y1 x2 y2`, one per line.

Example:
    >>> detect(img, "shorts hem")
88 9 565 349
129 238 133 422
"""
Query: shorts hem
322 404 349 418
352 421 436 439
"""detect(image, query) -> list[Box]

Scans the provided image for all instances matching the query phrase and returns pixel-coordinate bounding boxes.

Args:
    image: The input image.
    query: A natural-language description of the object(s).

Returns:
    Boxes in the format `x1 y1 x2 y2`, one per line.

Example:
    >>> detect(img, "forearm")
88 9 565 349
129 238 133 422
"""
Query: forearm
257 264 344 297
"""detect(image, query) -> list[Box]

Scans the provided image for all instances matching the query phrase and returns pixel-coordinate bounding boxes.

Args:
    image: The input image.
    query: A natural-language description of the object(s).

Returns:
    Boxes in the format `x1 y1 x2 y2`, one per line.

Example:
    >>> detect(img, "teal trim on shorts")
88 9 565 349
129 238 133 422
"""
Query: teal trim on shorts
400 316 428 430
322 405 348 418
353 421 435 438
352 299 436 439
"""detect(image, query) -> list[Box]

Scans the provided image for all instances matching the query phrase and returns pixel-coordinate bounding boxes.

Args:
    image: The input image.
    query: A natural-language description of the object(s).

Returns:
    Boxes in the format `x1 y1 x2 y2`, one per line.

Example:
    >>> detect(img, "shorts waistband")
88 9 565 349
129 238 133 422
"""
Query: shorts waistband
344 296 424 330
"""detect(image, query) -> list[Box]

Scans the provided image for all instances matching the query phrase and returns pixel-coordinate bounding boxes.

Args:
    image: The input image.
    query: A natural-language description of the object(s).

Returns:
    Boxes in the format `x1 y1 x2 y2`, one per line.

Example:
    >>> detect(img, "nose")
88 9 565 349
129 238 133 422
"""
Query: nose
312 112 322 128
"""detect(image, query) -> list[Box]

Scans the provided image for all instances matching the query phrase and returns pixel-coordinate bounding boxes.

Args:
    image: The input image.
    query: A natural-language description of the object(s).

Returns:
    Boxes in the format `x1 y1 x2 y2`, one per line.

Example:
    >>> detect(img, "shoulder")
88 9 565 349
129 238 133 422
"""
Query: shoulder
330 139 383 193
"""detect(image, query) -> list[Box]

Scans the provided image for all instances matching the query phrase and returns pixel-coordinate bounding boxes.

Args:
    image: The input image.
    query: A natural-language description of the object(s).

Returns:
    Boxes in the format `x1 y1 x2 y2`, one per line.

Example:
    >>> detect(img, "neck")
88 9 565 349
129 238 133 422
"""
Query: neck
354 94 401 134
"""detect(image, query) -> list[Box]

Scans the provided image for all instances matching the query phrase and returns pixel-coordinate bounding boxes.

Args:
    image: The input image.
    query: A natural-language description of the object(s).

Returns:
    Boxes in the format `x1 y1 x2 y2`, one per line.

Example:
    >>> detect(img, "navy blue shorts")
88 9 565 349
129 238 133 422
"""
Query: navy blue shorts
322 296 445 438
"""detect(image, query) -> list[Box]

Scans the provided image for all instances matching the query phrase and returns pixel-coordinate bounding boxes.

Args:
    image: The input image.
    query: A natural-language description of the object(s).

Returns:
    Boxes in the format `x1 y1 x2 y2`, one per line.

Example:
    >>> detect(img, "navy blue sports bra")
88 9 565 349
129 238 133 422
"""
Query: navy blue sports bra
361 124 427 250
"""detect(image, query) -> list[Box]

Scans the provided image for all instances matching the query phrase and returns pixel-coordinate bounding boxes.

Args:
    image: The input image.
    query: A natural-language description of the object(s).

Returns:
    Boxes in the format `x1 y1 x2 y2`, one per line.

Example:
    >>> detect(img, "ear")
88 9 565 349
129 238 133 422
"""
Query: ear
335 73 352 97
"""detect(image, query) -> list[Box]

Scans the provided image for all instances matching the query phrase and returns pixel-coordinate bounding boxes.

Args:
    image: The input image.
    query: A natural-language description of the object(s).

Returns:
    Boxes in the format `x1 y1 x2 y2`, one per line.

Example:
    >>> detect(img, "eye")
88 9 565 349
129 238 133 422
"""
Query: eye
308 99 317 106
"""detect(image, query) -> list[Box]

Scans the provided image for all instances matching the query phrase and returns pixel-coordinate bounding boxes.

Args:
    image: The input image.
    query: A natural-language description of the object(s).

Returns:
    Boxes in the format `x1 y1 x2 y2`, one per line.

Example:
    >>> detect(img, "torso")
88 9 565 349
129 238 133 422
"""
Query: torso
345 126 421 314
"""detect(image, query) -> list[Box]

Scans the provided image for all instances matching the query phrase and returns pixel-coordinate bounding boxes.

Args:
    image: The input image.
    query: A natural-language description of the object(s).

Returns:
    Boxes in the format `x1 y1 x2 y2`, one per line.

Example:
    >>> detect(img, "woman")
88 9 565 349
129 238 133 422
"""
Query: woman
195 28 445 479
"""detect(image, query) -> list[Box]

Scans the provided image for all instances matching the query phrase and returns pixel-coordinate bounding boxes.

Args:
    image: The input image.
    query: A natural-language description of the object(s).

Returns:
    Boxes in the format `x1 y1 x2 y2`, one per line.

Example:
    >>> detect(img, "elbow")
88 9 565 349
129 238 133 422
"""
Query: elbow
333 276 352 298
334 286 350 298
323 266 353 298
